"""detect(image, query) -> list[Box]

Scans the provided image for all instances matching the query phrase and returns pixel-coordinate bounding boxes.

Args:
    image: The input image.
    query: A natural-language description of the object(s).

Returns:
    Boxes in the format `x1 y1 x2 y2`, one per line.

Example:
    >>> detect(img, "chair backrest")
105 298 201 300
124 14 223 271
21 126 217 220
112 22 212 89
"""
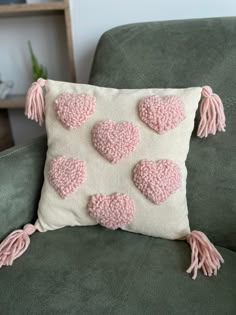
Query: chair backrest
89 17 236 250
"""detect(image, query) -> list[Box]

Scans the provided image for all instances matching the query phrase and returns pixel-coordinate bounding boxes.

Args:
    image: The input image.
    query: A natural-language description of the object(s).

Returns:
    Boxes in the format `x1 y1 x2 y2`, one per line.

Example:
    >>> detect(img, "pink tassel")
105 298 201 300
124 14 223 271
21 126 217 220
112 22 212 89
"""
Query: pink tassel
186 230 224 280
0 224 36 267
25 78 47 126
197 86 226 138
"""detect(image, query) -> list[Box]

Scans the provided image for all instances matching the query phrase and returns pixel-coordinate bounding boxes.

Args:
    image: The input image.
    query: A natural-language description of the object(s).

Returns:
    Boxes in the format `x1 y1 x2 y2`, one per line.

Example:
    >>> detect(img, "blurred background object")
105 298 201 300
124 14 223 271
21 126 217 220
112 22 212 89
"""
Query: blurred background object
0 74 13 99
28 40 48 81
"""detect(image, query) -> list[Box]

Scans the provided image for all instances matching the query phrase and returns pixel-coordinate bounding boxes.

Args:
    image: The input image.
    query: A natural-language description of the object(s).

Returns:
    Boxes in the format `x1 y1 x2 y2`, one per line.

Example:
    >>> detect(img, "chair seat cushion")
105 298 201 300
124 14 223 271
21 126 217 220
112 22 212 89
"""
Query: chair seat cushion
1 226 235 315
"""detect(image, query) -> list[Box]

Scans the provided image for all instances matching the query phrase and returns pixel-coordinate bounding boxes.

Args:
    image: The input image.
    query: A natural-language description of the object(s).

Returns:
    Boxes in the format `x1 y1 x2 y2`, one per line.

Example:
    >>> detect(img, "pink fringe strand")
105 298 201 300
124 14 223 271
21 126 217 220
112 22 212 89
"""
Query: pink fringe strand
197 86 226 138
0 224 36 267
25 78 46 126
186 230 224 280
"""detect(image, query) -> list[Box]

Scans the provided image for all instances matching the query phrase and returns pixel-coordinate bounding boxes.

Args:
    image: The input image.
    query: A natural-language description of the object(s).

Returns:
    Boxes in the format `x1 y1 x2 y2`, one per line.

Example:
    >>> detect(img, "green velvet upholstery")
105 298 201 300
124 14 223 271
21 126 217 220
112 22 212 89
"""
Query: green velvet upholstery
1 17 236 314
90 17 236 251
1 226 236 314
0 136 47 241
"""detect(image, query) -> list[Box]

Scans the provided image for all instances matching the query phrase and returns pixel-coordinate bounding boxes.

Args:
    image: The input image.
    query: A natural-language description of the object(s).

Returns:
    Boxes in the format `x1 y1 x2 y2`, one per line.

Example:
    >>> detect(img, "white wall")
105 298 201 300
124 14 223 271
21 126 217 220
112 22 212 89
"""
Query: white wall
1 0 235 144
71 0 235 83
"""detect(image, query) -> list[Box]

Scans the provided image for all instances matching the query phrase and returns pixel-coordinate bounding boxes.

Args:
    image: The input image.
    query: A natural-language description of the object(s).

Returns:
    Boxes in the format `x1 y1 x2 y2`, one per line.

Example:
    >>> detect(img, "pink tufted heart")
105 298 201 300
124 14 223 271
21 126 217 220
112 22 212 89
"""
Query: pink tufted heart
48 156 86 199
88 193 135 230
54 93 96 129
138 95 185 134
92 120 140 163
133 160 181 205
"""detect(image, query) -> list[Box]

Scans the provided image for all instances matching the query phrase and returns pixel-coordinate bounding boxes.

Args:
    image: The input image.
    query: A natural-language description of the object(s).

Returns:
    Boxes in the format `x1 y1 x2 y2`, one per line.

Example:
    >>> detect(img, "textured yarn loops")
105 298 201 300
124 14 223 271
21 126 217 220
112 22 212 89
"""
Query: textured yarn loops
54 93 96 129
133 160 182 205
92 120 140 163
48 156 86 199
139 95 185 134
88 193 135 229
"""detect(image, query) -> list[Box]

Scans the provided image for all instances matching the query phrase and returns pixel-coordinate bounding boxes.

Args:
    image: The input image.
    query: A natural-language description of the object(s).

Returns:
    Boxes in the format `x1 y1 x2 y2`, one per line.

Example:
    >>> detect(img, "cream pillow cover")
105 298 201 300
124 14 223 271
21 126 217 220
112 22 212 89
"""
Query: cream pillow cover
35 80 202 240
0 79 225 279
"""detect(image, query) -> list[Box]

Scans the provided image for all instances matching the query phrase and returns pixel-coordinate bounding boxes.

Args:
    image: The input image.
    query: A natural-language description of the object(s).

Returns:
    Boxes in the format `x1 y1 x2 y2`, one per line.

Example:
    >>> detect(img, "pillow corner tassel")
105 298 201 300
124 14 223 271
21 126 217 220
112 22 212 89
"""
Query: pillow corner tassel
25 78 47 126
186 230 224 280
197 86 226 138
0 224 36 268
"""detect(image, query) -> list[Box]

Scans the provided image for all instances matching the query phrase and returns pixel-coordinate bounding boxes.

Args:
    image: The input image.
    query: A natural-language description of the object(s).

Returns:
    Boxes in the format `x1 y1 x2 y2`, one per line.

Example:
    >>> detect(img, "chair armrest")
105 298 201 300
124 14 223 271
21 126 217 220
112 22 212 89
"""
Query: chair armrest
0 136 47 240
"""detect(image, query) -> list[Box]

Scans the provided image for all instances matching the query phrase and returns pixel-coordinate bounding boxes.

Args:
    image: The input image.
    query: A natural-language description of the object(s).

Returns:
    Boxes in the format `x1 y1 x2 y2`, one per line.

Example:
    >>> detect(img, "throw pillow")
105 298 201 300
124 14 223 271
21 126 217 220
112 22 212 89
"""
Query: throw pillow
0 79 225 279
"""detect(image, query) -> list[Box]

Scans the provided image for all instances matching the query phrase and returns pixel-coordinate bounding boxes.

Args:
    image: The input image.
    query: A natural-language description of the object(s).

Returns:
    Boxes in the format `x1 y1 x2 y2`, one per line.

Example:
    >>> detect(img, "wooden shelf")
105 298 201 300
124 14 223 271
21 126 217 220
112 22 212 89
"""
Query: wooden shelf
0 2 66 17
0 95 25 109
0 0 75 82
0 0 75 110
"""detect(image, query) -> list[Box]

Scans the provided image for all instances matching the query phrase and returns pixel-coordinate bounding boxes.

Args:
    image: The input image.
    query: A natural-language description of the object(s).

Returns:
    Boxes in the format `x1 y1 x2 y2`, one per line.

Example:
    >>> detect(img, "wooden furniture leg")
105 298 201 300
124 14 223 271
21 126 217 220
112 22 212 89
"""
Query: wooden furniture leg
0 109 14 151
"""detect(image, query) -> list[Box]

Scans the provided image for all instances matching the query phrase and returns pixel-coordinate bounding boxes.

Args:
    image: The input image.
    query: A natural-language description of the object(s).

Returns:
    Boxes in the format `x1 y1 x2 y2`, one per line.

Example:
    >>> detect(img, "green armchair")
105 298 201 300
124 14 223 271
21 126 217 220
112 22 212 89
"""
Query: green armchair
0 17 235 314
